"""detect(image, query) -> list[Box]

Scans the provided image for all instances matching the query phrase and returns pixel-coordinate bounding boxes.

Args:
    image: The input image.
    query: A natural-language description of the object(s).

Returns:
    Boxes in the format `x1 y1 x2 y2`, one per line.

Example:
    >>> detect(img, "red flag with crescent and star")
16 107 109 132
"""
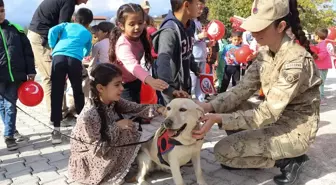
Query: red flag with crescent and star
199 73 216 94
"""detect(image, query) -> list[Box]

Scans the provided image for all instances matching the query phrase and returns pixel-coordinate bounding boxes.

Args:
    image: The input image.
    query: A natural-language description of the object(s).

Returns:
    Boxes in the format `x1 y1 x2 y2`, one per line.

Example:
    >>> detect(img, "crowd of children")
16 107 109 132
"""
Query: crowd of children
0 0 335 184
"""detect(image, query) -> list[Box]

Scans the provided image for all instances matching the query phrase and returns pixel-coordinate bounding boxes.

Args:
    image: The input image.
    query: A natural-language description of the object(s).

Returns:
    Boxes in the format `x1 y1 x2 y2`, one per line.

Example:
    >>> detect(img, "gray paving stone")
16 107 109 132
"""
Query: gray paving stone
33 171 66 184
4 167 32 179
11 172 40 185
28 161 56 173
42 178 68 185
42 152 67 163
3 162 27 176
24 154 48 164
18 144 35 153
49 159 68 172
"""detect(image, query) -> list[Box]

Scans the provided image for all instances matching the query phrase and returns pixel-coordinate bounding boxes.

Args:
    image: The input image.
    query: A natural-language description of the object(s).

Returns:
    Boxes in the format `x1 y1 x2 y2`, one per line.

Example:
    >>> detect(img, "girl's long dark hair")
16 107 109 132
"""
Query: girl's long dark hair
90 63 122 143
275 0 316 58
109 3 153 70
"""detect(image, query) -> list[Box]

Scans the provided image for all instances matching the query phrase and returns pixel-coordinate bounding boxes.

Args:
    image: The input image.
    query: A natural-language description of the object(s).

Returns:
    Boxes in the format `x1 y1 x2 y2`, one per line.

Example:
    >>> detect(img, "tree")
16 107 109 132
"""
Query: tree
207 0 336 35
298 0 336 32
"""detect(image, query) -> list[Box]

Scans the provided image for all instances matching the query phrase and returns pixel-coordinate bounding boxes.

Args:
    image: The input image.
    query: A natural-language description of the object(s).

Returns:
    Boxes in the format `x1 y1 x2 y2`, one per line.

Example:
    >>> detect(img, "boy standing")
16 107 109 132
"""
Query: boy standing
219 31 243 93
152 0 201 105
48 8 93 144
28 0 88 117
0 0 36 150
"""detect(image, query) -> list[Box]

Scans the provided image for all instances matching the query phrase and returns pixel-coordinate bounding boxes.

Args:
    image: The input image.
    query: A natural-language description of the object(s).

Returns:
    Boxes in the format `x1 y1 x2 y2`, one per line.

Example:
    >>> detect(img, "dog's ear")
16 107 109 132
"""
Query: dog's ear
195 104 205 119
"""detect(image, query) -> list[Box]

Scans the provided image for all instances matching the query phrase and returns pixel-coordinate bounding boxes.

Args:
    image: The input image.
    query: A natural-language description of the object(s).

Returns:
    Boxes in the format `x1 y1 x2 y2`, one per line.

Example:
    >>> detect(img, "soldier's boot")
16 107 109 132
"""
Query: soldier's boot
273 154 309 185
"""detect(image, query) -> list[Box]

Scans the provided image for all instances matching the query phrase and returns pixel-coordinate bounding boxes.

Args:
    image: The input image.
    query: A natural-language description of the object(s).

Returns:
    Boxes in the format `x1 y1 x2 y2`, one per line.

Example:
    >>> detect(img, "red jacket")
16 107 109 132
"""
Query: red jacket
147 26 158 59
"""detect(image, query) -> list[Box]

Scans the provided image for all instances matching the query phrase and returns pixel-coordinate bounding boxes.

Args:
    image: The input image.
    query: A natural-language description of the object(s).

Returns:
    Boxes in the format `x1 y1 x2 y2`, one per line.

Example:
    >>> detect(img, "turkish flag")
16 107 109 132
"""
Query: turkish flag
199 74 216 94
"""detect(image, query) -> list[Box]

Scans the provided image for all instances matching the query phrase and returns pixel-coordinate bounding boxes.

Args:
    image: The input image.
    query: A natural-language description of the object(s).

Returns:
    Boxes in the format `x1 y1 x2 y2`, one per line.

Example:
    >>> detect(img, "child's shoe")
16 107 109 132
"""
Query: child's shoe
5 136 18 151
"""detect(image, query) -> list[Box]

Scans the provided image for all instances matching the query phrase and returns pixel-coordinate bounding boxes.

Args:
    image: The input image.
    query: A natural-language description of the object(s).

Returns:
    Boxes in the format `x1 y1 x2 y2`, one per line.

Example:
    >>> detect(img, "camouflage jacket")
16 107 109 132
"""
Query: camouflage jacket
210 36 322 130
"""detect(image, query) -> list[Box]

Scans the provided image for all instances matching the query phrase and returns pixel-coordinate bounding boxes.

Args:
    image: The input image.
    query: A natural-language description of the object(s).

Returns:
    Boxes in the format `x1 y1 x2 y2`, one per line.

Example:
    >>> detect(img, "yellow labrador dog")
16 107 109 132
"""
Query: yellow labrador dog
136 98 207 185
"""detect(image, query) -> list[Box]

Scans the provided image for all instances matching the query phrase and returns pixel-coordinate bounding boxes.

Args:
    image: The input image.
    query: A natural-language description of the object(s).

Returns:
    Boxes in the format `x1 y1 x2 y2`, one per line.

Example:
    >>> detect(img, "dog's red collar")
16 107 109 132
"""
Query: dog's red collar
157 129 182 166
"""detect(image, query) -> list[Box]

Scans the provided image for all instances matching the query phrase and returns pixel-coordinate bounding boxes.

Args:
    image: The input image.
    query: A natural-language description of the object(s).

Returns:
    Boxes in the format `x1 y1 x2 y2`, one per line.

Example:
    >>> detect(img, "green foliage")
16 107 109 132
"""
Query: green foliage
207 0 336 35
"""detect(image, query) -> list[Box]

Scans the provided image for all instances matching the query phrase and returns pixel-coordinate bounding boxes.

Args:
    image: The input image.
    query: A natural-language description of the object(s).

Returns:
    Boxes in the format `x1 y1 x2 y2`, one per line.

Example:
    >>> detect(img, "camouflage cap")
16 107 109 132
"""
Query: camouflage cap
241 0 290 32
141 0 151 9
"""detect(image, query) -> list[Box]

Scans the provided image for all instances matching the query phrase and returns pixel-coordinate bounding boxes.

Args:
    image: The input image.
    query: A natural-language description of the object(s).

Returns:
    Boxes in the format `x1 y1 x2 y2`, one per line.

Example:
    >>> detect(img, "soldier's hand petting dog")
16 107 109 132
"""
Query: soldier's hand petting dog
192 114 222 139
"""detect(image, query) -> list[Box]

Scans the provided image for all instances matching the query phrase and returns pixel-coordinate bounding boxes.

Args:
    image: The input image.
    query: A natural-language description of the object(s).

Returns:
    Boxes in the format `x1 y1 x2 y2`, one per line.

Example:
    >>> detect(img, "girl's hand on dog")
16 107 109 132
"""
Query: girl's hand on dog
192 114 222 139
116 119 133 130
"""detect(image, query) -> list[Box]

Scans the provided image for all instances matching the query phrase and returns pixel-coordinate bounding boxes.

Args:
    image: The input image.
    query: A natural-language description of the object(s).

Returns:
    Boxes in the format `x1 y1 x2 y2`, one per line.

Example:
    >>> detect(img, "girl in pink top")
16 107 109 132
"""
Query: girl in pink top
314 28 332 105
109 4 168 103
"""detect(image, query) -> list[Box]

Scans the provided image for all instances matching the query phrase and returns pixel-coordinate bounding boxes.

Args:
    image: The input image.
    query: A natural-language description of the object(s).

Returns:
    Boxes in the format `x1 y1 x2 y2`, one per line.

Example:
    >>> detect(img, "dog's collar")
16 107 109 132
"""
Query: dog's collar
157 128 203 167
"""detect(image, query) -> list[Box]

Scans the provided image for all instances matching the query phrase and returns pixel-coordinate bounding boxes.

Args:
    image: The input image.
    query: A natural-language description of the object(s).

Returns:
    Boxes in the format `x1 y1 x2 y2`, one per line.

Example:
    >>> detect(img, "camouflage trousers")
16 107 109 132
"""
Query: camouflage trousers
214 101 315 169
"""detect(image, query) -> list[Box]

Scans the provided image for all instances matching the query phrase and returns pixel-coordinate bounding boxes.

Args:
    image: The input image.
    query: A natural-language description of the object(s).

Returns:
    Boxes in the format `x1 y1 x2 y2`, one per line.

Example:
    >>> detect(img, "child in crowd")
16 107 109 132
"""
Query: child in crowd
90 25 99 45
0 0 36 150
68 63 165 185
219 31 243 93
314 28 333 106
191 0 207 102
92 21 114 64
48 8 93 144
152 0 201 105
109 3 168 104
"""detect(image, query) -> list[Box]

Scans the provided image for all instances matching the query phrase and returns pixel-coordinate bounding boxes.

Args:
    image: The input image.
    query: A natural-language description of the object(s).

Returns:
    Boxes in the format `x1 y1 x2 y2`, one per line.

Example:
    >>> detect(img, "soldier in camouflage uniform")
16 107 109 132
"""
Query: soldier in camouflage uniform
192 0 322 185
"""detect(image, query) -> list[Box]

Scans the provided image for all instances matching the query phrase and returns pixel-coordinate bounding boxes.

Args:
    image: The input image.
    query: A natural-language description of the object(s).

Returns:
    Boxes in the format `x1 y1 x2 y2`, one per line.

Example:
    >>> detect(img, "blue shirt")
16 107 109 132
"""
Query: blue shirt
48 22 92 61
222 44 242 66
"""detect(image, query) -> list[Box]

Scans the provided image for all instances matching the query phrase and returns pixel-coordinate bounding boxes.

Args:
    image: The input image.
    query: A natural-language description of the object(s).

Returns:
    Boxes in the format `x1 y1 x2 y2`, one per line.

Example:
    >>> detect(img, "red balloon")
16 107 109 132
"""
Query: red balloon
310 45 320 54
140 83 158 104
234 45 253 64
18 81 44 107
229 17 246 32
327 27 336 41
206 20 225 41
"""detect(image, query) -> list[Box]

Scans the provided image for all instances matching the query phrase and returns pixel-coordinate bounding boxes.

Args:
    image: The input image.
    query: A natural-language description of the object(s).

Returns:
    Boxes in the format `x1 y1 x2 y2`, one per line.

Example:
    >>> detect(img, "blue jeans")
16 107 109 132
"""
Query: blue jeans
0 82 20 137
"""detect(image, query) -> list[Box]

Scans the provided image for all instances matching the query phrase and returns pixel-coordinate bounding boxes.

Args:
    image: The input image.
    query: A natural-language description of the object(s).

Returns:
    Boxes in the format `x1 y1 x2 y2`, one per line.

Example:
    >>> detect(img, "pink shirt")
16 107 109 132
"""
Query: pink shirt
315 40 332 70
116 34 150 83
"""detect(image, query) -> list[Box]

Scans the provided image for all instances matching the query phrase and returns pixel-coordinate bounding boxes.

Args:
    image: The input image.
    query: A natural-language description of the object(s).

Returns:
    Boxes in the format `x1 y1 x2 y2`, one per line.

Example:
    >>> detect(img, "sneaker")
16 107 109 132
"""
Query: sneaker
51 130 62 144
5 137 18 151
14 130 25 142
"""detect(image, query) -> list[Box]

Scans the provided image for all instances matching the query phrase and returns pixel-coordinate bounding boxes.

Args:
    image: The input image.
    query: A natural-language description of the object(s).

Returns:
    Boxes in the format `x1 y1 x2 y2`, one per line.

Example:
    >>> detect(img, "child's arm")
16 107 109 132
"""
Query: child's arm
118 43 150 82
84 34 92 57
20 34 36 78
155 29 178 97
190 54 200 75
48 23 67 49
58 1 75 23
115 98 164 118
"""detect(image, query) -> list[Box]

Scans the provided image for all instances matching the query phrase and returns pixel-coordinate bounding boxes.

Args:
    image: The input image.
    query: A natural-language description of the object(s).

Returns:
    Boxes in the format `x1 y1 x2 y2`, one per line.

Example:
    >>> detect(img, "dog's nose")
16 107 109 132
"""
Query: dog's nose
163 119 173 128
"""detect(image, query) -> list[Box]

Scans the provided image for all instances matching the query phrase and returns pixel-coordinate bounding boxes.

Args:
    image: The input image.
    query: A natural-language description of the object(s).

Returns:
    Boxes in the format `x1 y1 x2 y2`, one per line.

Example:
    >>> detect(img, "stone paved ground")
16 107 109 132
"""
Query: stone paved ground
1 69 336 185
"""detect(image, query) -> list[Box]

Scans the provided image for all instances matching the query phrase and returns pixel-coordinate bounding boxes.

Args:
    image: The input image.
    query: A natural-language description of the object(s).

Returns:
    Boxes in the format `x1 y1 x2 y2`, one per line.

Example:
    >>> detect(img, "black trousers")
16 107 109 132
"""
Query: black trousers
220 65 241 93
121 79 142 103
51 55 84 127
